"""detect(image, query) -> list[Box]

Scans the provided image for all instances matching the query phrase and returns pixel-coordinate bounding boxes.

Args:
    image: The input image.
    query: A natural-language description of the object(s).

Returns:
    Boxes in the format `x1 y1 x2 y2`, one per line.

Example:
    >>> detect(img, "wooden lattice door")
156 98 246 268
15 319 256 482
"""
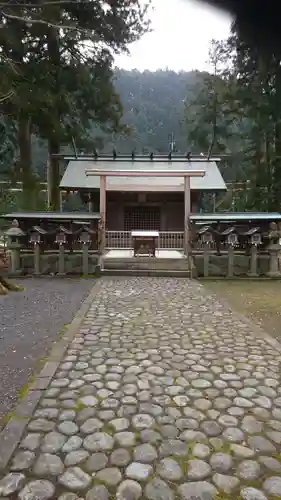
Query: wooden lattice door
124 206 160 231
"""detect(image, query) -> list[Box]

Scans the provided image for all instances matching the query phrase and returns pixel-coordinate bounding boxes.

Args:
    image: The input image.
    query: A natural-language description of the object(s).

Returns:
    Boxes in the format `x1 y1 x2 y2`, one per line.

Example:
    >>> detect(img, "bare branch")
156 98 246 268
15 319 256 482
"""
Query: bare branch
1 53 21 75
1 10 91 33
0 90 15 103
0 0 78 6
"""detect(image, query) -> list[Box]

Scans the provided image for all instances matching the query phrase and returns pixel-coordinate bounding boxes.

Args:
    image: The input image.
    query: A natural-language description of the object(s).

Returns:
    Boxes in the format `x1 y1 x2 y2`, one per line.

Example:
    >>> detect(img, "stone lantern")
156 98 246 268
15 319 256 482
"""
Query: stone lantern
266 222 281 277
197 225 214 277
224 228 238 278
55 230 67 275
79 229 92 275
5 219 25 275
247 229 262 277
29 226 47 275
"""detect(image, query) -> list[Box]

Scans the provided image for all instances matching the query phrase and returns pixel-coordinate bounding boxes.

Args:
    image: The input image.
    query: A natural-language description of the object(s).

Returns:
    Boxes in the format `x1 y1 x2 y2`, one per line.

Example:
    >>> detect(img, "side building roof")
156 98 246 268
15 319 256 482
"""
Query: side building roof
59 158 227 192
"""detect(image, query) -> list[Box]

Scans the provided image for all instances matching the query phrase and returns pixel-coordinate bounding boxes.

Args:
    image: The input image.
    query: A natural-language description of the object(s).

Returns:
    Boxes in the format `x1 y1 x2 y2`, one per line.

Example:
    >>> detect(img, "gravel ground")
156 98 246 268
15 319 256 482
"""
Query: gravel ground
0 278 95 427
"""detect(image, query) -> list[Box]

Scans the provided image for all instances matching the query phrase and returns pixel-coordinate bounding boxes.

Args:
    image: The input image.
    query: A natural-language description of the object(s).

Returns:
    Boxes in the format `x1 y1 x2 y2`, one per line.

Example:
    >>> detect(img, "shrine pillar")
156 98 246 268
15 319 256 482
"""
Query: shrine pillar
184 176 191 256
99 175 106 253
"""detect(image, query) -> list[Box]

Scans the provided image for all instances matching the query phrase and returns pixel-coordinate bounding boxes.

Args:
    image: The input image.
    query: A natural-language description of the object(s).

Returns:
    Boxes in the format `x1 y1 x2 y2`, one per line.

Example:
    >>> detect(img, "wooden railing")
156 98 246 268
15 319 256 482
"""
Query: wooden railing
158 232 184 249
106 231 131 249
105 231 185 250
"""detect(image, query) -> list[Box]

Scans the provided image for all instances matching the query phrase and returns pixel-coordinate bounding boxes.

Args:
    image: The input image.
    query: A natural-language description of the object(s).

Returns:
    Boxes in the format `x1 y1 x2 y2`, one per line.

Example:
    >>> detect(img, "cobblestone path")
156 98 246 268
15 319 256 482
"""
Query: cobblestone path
2 277 281 499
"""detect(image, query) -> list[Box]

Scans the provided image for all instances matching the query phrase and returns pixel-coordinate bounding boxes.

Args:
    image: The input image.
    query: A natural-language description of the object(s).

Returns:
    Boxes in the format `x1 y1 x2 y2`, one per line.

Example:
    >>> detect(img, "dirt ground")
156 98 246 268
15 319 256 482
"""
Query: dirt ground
204 279 281 341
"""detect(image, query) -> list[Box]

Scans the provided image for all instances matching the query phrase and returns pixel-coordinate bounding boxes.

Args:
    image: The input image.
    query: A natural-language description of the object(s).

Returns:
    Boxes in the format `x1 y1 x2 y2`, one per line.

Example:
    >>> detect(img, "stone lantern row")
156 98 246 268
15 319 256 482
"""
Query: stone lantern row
194 223 281 278
4 220 100 276
3 218 281 278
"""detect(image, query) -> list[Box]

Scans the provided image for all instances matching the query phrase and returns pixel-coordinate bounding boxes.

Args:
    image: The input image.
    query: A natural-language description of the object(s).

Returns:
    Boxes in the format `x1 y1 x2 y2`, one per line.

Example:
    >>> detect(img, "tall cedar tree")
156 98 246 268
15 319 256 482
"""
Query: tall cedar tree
0 1 149 208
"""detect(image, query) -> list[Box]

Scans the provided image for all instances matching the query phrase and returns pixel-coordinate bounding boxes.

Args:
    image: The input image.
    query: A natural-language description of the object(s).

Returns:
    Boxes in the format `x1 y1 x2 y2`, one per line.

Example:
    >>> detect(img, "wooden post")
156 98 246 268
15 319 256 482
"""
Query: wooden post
88 192 94 212
212 192 216 212
59 190 63 212
47 160 50 208
184 176 191 256
99 175 106 253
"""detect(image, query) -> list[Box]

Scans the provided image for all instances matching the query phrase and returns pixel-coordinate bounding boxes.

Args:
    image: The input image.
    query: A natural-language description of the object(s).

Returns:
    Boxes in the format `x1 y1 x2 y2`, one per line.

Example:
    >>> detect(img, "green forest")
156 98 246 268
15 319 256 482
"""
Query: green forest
1 68 202 177
1 1 281 213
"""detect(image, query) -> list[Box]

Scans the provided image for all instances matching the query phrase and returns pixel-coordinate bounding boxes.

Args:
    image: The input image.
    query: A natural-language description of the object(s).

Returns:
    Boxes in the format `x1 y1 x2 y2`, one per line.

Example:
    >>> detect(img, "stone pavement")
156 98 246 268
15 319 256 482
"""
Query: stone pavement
1 277 281 499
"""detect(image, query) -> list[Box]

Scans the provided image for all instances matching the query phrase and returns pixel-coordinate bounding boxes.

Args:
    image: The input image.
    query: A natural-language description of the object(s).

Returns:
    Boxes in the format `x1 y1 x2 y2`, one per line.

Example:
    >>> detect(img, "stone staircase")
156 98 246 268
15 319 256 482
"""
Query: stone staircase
101 256 192 277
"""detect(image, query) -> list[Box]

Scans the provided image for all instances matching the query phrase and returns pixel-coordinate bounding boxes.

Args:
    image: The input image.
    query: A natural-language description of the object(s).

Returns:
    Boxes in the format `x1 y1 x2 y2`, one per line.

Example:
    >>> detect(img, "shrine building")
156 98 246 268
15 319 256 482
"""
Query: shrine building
59 154 226 234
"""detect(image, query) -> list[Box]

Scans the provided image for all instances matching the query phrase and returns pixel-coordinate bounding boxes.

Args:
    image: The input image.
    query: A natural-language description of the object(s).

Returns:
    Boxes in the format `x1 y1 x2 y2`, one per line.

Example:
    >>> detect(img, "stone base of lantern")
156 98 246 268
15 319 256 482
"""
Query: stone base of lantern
266 270 281 278
194 252 280 278
247 271 259 278
5 251 100 277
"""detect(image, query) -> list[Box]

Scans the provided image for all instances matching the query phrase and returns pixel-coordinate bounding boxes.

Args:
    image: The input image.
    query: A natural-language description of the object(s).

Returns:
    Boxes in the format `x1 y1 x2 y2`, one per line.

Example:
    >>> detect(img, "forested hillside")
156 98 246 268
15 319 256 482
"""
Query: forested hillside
105 69 200 153
28 69 200 175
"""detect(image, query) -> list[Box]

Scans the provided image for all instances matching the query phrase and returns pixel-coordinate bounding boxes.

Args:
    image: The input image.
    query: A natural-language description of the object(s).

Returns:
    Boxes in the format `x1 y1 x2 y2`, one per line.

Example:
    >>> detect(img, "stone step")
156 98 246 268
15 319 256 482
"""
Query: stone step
101 268 192 277
103 258 190 271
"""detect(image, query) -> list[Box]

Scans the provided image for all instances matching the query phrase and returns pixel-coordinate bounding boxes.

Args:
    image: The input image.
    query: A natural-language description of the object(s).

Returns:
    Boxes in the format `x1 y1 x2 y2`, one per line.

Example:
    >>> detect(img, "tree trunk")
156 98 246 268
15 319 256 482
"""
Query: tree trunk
265 131 273 210
273 122 281 210
272 59 281 210
0 256 23 294
46 25 61 211
0 276 24 294
48 138 60 210
17 113 33 202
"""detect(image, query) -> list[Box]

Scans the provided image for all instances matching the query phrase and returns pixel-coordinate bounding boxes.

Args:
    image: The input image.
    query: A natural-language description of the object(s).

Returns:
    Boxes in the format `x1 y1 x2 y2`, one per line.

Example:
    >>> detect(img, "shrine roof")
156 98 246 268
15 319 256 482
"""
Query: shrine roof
59 157 226 192
190 212 281 222
1 212 101 221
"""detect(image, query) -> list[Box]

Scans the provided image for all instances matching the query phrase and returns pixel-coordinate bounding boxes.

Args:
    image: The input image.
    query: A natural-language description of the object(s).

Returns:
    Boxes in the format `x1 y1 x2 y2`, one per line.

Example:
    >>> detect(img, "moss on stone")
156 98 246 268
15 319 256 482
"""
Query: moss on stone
1 411 14 425
272 452 281 462
1 411 29 426
75 401 87 410
172 455 189 475
34 354 50 373
134 430 141 443
58 324 71 337
102 424 115 436
18 375 36 401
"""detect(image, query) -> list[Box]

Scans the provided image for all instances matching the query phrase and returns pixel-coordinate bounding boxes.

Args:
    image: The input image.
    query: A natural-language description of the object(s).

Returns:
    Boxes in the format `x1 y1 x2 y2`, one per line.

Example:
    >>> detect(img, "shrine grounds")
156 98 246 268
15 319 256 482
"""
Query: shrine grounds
1 277 281 499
